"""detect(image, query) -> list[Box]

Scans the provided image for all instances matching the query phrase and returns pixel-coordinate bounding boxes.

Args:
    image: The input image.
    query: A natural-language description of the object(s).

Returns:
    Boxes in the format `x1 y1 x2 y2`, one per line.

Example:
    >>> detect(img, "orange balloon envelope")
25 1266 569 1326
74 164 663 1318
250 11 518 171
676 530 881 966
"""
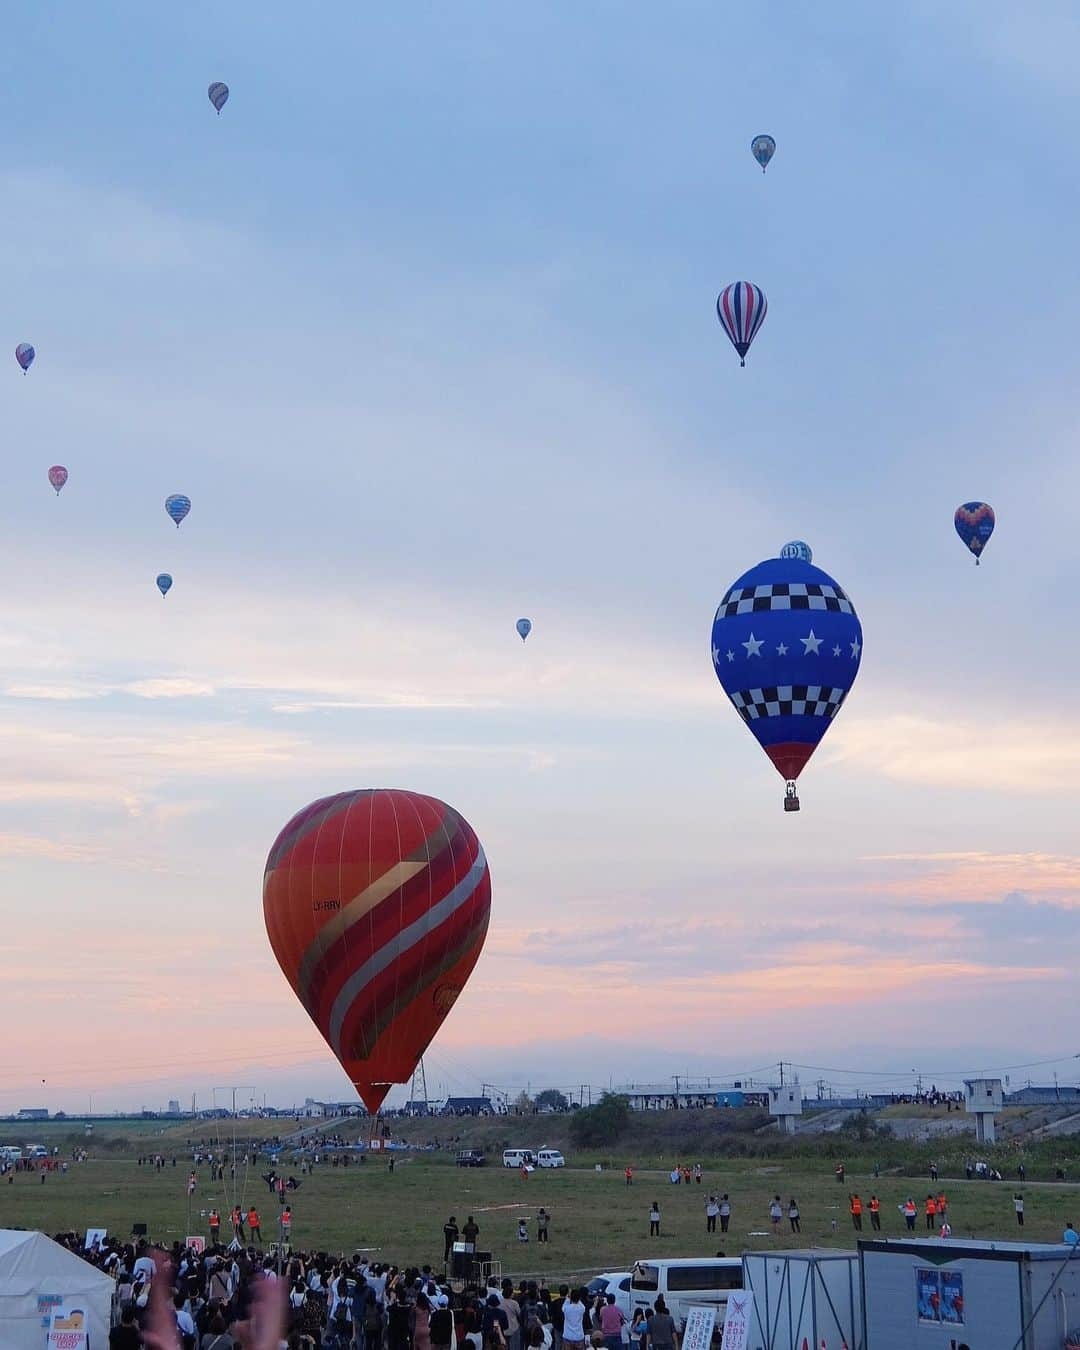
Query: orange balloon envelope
263 789 491 1114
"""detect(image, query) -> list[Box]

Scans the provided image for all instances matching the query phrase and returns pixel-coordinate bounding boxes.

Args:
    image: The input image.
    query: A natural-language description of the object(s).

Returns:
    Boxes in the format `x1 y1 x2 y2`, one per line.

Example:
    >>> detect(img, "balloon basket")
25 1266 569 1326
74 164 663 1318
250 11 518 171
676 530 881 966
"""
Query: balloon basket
784 781 800 812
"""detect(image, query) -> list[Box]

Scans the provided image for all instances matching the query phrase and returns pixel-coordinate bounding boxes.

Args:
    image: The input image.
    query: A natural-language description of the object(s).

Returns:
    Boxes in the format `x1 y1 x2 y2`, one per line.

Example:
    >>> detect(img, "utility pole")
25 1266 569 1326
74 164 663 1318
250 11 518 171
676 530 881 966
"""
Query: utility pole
779 1061 785 1087
213 1085 255 1209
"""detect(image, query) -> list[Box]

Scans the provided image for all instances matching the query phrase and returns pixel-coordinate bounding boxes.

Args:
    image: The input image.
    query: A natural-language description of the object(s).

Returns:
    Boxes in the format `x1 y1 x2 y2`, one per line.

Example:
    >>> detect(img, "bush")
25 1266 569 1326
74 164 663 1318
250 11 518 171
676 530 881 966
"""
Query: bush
569 1094 630 1148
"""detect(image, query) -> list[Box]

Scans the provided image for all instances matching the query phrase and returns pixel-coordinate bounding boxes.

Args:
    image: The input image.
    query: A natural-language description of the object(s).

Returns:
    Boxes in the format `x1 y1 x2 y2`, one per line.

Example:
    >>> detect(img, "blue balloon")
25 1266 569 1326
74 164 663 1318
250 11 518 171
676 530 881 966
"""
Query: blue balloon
780 540 813 564
954 502 995 565
516 618 532 642
208 82 229 114
156 573 173 597
165 494 191 527
711 556 863 806
751 134 776 172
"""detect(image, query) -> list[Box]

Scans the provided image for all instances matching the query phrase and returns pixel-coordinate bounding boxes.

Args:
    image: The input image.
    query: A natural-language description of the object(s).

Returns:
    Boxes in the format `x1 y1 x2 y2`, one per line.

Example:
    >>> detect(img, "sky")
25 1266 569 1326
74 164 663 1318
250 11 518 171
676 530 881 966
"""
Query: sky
2 1 1080 1114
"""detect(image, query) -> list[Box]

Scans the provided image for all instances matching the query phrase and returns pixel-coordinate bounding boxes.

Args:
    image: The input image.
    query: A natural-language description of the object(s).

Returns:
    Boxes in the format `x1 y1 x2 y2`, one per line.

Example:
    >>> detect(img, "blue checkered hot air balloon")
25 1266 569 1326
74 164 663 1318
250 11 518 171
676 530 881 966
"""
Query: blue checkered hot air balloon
711 548 862 811
751 135 776 173
156 573 173 597
516 618 532 642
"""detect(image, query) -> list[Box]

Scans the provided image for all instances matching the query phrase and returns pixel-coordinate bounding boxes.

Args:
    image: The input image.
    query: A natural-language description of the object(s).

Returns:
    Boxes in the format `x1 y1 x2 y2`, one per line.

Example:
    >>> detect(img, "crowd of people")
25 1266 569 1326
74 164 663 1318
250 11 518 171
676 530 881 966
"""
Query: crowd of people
52 1228 689 1350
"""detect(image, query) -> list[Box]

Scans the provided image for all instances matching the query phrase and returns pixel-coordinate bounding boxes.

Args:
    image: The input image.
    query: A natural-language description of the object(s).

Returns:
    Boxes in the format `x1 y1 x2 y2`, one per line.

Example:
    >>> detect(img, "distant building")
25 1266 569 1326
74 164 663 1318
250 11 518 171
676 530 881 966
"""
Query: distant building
618 1082 769 1111
1005 1085 1080 1106
168 1100 181 1115
441 1096 494 1116
16 1108 48 1121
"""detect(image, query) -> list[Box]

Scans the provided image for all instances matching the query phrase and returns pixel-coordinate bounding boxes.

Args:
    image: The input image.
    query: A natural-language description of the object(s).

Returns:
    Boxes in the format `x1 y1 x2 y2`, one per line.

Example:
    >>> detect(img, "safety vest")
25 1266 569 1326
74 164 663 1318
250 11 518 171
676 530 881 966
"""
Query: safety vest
903 1202 917 1216
850 1197 862 1215
926 1199 937 1215
209 1211 219 1225
248 1210 259 1226
869 1198 880 1212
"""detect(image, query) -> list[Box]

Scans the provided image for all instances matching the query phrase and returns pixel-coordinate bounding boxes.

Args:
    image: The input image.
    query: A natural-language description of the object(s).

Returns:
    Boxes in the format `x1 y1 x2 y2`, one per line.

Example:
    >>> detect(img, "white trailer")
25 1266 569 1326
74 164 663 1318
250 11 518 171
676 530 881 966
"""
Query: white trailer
742 1248 863 1350
859 1237 1080 1349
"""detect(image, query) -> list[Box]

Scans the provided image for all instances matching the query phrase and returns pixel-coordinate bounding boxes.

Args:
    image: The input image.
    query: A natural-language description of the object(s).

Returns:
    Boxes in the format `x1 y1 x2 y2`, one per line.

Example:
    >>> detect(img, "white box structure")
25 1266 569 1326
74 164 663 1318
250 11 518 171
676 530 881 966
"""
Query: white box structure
743 1249 863 1350
768 1082 803 1135
963 1077 1003 1144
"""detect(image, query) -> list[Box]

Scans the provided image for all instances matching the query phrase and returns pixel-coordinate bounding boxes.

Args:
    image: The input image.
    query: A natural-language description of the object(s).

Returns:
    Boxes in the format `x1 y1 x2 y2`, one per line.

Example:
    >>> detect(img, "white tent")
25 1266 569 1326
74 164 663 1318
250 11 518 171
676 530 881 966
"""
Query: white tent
0 1230 112 1348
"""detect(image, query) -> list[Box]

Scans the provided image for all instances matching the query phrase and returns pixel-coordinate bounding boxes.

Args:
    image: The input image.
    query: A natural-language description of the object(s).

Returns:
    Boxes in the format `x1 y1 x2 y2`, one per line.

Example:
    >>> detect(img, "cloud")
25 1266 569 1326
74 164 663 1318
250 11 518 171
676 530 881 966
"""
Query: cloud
863 851 1080 905
828 712 1080 794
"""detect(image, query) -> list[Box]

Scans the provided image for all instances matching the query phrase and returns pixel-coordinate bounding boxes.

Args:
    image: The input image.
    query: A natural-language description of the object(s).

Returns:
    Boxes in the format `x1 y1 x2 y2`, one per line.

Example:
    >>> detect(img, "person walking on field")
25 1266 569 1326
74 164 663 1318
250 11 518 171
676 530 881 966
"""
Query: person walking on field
769 1196 783 1234
902 1198 917 1231
705 1196 719 1234
1014 1194 1025 1227
788 1198 801 1234
231 1205 244 1241
537 1208 550 1243
247 1205 261 1244
625 1167 633 1186
719 1194 731 1234
208 1208 220 1244
925 1195 937 1231
849 1194 863 1231
649 1203 661 1237
869 1195 881 1231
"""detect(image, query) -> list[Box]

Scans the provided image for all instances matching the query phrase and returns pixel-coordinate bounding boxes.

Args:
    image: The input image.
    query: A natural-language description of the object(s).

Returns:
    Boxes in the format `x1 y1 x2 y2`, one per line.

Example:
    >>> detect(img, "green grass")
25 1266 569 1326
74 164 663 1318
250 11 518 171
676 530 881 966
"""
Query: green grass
2 1154 1078 1278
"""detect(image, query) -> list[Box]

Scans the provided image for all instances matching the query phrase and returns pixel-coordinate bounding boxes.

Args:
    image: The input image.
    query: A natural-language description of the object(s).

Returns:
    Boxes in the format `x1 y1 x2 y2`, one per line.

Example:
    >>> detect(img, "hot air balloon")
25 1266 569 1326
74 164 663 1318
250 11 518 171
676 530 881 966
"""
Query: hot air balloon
751 134 776 172
165 494 191 527
263 789 491 1115
711 549 862 811
780 540 812 564
208 82 229 114
716 282 767 367
156 573 173 597
516 618 532 642
47 466 68 495
954 501 995 565
15 343 34 373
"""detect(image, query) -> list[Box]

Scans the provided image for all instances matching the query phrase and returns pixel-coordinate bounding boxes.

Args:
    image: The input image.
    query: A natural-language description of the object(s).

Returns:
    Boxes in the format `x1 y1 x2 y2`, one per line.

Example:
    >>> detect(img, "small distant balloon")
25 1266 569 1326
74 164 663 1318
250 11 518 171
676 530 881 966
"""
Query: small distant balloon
47 466 68 495
165 494 191 527
954 501 995 565
751 134 776 173
15 343 34 373
208 82 229 114
516 618 532 642
156 573 173 597
716 282 767 367
779 540 812 564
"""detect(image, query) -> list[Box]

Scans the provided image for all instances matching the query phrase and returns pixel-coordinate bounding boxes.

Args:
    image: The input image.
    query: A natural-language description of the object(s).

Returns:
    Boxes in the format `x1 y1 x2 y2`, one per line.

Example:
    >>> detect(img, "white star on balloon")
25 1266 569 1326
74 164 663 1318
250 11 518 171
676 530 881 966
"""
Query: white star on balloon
712 645 721 665
742 632 764 658
832 644 841 657
801 629 822 655
776 642 788 656
851 637 861 659
726 650 735 662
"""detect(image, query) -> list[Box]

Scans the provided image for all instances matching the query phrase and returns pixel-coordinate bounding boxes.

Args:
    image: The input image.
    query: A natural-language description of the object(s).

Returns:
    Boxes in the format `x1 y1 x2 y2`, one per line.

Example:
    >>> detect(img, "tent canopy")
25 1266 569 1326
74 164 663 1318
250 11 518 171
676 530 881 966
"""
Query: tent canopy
0 1230 113 1350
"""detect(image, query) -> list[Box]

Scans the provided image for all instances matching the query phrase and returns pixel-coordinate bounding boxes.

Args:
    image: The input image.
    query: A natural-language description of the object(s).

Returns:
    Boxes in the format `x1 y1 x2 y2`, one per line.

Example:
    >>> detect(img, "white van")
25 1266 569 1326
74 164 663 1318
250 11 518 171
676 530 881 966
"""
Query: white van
502 1149 537 1168
629 1258 743 1329
0 1147 21 1163
536 1149 565 1168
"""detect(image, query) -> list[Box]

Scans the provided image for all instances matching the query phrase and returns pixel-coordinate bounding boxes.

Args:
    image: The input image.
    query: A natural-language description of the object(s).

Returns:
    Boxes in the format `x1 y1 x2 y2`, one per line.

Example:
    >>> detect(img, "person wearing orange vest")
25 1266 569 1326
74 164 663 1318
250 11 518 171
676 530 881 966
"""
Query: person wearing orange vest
925 1194 937 1230
936 1191 947 1220
901 1198 917 1231
208 1208 221 1244
849 1194 863 1231
625 1166 633 1186
231 1205 244 1241
247 1205 261 1243
869 1195 881 1231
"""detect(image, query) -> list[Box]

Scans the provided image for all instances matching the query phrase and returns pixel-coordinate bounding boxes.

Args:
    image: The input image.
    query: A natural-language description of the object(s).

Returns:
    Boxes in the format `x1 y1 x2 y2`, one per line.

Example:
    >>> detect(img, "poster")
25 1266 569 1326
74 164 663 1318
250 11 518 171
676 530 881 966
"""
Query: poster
186 1235 206 1253
84 1227 107 1251
48 1305 89 1350
916 1268 964 1326
682 1305 717 1350
719 1291 754 1350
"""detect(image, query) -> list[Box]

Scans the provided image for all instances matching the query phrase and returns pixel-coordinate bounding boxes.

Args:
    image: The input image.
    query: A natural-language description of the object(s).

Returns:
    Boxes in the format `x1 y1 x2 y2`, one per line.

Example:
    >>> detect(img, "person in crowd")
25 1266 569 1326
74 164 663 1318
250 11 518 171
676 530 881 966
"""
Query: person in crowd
599 1294 625 1350
560 1290 586 1350
647 1298 676 1350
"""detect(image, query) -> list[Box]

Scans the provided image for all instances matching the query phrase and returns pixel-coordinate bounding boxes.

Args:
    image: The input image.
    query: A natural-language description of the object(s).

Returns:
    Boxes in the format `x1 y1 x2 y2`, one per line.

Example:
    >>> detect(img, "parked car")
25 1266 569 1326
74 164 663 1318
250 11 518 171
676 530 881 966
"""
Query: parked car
502 1149 537 1168
629 1258 743 1330
456 1149 486 1167
536 1149 565 1168
586 1273 633 1318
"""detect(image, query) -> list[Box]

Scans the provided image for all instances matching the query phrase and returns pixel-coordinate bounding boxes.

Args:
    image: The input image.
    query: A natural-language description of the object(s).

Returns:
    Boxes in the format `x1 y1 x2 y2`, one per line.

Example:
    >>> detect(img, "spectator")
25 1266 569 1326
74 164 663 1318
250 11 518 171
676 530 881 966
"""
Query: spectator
649 1203 661 1238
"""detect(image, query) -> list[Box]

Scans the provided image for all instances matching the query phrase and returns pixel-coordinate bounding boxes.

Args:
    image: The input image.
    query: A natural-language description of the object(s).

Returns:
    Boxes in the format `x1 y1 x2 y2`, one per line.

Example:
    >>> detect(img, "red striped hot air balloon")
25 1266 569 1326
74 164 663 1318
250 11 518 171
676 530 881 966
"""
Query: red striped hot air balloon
263 789 491 1114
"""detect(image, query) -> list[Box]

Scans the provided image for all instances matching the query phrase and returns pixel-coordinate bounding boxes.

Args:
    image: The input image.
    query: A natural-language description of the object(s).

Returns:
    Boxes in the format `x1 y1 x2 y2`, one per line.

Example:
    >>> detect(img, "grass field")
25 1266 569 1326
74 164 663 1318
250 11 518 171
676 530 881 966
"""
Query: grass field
3 1153 1078 1277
